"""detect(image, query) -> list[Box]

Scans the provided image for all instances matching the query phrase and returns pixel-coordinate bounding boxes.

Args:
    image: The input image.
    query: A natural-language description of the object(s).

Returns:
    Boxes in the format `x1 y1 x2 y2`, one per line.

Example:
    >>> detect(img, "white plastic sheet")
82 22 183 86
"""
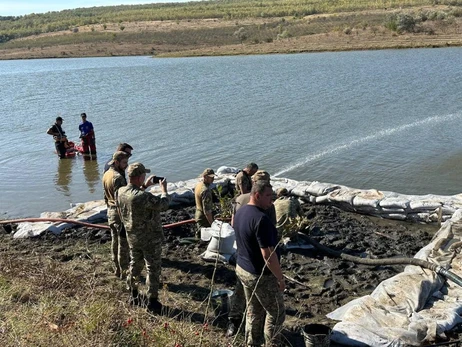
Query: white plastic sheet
328 210 462 346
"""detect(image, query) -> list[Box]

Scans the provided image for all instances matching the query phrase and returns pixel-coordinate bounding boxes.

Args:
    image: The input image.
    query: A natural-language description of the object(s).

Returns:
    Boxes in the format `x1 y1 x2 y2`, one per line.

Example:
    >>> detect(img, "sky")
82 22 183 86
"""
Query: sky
1 0 191 17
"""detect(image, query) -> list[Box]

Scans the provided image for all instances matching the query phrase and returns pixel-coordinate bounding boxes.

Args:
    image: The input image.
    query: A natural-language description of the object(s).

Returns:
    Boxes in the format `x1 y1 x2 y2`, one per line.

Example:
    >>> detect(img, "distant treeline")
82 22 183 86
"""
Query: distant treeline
1 0 461 43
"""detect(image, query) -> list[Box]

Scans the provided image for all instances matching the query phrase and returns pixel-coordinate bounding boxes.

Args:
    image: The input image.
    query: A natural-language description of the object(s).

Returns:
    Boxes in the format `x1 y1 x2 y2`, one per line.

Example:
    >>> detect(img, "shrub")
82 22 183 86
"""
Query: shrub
233 27 247 43
385 13 415 33
343 27 352 35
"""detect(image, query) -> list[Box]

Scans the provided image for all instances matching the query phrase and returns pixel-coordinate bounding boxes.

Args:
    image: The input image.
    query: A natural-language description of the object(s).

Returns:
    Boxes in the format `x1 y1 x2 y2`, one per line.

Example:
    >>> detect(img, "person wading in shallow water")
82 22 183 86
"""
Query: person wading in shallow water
78 112 96 156
117 162 171 313
47 116 67 159
194 168 216 238
235 162 259 195
102 151 130 279
234 180 285 347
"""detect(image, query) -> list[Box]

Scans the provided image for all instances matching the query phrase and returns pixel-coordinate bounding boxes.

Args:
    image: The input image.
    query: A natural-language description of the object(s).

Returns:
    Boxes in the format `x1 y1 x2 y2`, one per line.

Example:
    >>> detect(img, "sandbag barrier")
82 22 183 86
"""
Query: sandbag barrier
8 166 462 238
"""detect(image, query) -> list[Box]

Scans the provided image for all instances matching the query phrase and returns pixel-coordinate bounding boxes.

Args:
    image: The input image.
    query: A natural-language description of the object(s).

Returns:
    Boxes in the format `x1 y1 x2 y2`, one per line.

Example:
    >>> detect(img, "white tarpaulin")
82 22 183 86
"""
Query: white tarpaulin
327 209 462 346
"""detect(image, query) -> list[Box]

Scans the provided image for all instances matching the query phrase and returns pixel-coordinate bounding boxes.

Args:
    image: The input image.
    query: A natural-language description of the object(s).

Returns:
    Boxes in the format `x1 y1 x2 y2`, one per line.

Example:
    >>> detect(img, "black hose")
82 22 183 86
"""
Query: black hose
301 234 462 288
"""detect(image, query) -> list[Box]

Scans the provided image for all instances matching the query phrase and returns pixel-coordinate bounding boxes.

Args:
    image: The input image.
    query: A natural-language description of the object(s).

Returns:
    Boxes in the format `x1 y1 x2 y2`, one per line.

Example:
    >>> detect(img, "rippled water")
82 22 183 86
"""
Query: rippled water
1 48 462 218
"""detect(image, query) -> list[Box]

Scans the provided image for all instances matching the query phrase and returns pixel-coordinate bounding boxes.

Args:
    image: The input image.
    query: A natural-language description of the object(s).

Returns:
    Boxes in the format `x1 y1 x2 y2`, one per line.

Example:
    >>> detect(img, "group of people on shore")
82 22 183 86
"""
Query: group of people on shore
47 114 96 158
193 162 305 346
99 142 304 345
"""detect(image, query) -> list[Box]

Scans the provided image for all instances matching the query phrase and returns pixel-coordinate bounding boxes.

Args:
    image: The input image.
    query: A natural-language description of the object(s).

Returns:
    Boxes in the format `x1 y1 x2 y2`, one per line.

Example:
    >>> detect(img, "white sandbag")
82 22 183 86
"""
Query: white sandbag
380 207 406 214
379 197 410 210
40 211 67 219
13 222 60 238
200 250 233 264
353 190 383 208
378 213 408 221
290 184 309 197
409 200 442 212
314 195 330 204
216 166 239 174
328 189 356 205
206 221 236 255
306 181 341 196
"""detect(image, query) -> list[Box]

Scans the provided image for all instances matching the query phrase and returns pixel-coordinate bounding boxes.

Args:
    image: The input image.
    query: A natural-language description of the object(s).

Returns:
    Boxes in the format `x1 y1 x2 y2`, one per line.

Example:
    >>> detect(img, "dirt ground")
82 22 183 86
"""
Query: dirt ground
2 7 462 60
2 201 454 346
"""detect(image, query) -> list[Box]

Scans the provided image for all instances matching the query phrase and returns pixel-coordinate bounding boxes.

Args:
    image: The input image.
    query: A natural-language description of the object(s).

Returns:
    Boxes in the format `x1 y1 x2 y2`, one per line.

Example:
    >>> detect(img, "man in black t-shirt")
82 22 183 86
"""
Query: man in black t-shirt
234 180 285 346
47 116 67 159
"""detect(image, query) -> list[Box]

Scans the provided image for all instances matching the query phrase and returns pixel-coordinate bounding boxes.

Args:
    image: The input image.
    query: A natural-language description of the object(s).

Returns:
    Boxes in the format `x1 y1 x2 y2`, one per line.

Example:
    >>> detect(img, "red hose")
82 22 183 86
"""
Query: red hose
0 218 196 230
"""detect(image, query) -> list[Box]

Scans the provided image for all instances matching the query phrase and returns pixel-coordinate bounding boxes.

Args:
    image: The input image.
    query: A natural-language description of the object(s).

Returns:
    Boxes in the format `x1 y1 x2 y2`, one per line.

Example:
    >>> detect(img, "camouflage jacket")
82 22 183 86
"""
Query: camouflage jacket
235 171 252 194
194 181 213 217
117 183 171 239
274 196 302 229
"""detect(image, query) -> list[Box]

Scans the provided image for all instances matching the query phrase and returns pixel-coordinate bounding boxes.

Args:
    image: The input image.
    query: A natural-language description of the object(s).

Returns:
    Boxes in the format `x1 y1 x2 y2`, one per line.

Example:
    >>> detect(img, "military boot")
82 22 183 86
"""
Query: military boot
147 298 163 314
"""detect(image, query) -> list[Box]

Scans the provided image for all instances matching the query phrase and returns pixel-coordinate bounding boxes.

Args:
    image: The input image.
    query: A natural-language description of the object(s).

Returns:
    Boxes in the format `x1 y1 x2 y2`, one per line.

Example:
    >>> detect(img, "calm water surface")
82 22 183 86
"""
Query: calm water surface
1 48 462 218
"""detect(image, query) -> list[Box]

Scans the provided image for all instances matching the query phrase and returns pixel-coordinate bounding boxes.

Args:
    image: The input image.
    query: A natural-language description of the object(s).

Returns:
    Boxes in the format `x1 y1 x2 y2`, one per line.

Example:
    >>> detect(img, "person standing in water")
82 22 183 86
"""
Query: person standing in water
79 113 96 156
47 116 67 159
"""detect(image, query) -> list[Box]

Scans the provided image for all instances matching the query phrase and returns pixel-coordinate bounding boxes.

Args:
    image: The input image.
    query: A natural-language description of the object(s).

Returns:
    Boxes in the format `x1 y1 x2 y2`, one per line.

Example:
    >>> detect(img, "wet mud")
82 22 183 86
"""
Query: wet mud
2 202 454 346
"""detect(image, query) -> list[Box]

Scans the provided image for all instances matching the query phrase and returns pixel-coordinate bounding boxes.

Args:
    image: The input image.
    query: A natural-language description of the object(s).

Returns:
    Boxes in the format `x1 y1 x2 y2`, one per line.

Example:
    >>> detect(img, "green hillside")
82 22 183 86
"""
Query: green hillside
2 0 461 43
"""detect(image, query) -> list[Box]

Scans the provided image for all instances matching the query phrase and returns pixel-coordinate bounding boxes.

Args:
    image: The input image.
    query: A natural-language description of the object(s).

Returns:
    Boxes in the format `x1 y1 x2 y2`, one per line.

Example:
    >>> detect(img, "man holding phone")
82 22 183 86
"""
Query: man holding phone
117 162 171 313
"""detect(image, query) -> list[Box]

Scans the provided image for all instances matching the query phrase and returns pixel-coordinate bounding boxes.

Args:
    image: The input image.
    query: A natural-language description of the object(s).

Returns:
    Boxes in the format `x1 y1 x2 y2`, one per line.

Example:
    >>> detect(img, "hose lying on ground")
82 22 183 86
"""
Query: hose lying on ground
0 218 196 230
298 233 462 288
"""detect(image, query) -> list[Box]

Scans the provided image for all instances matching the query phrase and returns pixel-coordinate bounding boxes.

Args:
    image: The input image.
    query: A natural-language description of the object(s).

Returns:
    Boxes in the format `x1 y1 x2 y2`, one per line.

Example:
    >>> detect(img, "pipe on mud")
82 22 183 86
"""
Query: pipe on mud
301 234 462 288
0 218 196 230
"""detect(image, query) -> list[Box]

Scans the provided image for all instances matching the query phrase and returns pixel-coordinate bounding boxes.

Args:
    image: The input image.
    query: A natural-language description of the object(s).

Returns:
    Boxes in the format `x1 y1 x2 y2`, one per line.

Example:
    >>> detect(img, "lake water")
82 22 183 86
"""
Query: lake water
1 48 462 218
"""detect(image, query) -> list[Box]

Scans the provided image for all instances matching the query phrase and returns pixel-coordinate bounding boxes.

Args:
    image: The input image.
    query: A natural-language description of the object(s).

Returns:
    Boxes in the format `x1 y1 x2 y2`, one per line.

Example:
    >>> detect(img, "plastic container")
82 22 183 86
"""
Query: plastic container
302 324 332 347
211 289 233 318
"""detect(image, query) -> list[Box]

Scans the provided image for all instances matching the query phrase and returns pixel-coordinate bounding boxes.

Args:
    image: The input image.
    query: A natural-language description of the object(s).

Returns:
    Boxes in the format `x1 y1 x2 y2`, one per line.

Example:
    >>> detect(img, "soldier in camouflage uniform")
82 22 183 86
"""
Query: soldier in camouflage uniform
117 162 171 313
194 168 216 238
235 162 258 195
102 151 130 279
274 188 304 240
234 181 285 347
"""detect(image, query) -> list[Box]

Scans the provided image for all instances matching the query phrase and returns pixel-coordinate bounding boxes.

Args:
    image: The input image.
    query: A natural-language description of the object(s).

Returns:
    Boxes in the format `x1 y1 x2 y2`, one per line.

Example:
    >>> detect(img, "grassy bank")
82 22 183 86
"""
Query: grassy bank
0 231 236 347
1 1 462 59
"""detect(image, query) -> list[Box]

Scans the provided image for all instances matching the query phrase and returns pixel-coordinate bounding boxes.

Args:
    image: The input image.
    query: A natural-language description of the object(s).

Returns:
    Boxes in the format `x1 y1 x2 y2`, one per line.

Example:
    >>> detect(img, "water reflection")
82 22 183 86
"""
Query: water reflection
55 158 74 196
82 157 100 193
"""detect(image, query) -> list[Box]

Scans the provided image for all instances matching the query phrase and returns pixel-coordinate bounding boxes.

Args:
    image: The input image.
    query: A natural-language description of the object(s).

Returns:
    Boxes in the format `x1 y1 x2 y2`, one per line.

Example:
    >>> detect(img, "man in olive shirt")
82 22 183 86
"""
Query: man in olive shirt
274 188 304 240
194 168 216 238
235 162 258 195
117 162 171 313
102 151 130 279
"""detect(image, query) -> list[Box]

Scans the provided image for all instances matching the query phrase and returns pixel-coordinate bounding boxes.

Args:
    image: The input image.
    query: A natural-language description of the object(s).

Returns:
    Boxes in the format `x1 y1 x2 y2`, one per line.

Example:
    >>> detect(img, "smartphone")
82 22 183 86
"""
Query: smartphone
152 176 164 184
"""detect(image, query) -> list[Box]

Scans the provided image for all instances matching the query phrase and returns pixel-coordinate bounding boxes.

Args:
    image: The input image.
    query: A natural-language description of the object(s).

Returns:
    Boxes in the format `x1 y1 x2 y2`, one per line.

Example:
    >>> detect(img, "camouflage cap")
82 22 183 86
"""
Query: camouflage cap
252 170 270 182
201 168 216 178
108 151 129 165
127 162 151 177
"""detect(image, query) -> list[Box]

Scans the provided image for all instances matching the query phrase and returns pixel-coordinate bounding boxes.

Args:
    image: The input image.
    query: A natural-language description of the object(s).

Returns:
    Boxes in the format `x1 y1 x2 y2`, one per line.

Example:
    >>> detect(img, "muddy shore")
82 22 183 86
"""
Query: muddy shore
2 201 452 346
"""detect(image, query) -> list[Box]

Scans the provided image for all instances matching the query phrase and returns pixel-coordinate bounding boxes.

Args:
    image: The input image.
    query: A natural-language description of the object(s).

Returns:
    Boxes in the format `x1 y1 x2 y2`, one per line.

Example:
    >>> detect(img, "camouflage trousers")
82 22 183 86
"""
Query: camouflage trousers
107 207 129 278
126 237 162 301
195 211 211 238
236 265 285 347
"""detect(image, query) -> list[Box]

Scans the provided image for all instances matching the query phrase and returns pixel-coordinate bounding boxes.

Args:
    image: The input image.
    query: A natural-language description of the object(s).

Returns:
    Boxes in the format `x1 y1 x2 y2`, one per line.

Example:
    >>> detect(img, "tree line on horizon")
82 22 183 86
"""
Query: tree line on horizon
0 0 461 44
